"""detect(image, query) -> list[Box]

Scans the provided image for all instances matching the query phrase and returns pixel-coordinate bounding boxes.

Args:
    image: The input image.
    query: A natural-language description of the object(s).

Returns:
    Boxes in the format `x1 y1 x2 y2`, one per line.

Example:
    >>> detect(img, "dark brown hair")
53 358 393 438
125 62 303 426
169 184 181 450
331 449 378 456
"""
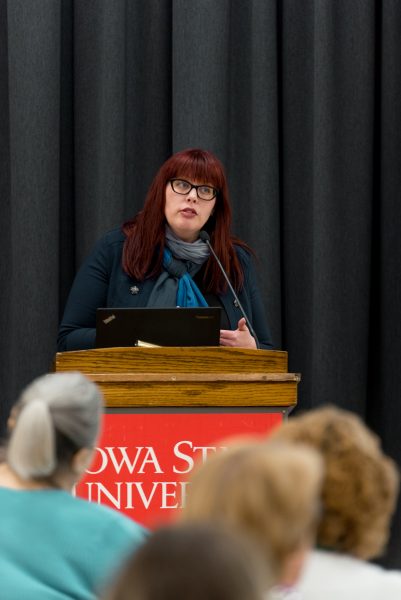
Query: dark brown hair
106 523 268 600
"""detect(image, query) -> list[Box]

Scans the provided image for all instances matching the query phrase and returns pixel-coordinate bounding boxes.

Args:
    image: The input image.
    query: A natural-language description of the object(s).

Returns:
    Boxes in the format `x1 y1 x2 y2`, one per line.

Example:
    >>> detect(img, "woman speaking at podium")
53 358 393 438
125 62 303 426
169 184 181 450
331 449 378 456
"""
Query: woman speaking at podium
57 149 273 351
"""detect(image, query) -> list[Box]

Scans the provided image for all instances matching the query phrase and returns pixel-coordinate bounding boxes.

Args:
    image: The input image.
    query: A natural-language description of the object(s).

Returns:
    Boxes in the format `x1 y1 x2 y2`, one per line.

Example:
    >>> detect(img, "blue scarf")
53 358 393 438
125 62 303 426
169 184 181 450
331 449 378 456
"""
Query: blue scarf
163 248 208 307
146 227 210 308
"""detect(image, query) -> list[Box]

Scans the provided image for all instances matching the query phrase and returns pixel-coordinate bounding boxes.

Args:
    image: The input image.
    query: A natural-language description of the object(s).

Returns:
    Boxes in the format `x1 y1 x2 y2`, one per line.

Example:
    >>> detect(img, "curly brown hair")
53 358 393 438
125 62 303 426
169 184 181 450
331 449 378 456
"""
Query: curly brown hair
269 406 400 560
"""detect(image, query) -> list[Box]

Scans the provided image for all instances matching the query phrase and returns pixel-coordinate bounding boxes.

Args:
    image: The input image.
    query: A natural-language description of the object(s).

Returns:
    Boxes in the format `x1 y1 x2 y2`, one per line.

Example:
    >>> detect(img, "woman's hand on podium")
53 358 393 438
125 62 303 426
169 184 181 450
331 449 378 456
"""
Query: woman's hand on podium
219 317 257 349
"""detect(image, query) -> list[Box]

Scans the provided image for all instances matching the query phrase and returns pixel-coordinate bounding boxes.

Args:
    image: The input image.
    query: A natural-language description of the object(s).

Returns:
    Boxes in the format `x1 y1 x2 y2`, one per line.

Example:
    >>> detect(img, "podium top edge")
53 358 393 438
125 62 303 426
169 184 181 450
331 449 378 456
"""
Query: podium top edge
55 346 287 357
53 347 289 375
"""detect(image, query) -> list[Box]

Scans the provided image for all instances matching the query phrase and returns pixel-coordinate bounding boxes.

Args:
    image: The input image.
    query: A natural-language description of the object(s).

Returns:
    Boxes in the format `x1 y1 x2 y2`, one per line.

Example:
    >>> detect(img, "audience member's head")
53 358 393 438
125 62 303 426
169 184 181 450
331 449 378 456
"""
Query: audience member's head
269 405 400 560
182 441 323 587
6 371 103 489
106 522 270 600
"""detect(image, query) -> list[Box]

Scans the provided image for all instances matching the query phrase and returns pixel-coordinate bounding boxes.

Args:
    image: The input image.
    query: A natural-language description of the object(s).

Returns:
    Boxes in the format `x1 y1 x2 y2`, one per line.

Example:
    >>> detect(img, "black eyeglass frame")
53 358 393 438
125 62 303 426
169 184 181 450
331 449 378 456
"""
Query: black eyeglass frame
169 178 218 201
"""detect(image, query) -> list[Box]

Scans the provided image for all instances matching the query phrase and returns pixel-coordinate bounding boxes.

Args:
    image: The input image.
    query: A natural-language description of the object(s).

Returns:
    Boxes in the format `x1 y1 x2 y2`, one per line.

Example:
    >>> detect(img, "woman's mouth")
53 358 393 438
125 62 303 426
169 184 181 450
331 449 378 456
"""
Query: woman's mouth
180 208 197 217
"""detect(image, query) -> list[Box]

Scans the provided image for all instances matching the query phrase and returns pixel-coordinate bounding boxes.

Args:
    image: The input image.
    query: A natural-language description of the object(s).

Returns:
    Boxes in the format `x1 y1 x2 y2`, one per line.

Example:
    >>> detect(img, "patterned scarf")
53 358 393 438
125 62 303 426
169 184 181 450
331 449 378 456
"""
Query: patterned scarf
146 226 210 307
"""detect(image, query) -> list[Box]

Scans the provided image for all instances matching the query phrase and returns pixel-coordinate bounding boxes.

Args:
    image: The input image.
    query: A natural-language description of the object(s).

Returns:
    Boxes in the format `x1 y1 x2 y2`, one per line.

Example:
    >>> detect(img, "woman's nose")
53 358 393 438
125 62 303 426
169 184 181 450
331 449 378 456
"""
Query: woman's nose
186 187 198 201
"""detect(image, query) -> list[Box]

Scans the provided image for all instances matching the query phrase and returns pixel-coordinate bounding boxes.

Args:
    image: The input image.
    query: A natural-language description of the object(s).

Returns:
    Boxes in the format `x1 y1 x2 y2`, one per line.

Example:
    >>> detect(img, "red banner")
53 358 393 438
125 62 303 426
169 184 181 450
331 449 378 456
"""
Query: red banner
75 411 282 528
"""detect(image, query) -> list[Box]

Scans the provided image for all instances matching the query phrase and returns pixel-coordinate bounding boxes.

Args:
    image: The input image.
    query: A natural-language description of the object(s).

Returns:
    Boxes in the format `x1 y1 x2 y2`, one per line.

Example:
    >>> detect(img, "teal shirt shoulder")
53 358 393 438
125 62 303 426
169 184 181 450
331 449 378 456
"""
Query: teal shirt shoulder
0 487 147 599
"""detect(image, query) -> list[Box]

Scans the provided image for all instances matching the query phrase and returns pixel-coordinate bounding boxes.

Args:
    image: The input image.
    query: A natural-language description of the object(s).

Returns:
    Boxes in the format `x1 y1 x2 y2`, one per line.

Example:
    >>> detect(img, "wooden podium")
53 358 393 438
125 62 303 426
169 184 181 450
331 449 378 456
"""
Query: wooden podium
54 347 299 527
53 346 299 409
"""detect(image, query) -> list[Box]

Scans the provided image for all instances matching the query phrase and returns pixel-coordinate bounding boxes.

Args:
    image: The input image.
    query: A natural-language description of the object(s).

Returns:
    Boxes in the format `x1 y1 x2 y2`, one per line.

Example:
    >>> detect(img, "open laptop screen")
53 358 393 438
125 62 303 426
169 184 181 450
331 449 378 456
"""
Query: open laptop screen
96 307 221 348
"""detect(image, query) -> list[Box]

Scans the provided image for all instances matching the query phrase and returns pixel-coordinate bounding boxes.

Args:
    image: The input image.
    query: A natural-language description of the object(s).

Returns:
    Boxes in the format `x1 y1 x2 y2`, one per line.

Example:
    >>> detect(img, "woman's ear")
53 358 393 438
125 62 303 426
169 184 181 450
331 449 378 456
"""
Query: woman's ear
7 406 18 432
72 447 94 475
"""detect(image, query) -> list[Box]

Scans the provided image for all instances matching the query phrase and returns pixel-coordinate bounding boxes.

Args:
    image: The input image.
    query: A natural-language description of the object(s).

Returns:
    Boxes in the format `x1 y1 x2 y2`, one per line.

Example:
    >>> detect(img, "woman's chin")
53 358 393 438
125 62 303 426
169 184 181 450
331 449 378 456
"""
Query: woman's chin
169 225 200 243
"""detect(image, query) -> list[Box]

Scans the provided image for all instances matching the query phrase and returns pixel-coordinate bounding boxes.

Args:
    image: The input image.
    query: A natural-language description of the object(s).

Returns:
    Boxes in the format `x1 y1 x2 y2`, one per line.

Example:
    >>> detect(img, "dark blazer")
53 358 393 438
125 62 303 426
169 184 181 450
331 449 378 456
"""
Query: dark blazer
57 229 274 351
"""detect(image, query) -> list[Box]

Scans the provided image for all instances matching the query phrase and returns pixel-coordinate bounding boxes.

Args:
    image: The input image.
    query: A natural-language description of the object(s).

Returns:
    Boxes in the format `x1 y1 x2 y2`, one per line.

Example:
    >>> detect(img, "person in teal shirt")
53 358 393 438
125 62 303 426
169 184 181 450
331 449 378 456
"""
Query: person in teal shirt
0 371 147 599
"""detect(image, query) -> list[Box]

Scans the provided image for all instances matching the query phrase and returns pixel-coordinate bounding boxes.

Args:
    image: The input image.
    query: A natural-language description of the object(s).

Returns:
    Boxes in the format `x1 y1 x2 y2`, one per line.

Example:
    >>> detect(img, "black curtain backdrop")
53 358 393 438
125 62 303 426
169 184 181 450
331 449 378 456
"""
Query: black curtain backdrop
1 0 400 567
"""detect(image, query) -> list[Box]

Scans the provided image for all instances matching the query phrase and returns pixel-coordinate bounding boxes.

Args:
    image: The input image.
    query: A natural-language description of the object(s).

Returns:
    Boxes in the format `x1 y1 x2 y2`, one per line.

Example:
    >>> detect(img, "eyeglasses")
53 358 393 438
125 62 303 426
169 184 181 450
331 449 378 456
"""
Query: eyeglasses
169 179 218 201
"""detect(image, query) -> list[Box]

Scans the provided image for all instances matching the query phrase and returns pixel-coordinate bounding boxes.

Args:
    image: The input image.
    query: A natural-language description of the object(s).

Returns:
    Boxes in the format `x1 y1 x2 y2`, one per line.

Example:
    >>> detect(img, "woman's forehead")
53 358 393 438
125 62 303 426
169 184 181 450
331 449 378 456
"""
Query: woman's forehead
174 168 219 186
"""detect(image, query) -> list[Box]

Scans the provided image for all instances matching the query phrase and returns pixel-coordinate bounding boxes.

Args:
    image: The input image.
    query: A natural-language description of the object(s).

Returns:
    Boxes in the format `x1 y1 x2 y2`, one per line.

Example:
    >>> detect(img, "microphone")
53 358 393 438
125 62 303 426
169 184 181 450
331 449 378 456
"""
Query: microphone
199 231 260 349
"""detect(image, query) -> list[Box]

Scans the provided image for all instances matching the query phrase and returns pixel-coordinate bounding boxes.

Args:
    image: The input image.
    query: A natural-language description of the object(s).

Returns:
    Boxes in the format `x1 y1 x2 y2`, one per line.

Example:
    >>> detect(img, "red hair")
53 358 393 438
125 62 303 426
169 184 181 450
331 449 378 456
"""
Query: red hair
122 148 250 293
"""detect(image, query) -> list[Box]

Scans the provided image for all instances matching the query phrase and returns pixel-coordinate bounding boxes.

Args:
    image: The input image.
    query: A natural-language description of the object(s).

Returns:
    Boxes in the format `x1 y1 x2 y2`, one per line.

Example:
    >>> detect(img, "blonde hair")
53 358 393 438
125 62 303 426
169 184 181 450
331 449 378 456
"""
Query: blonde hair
7 372 103 480
269 406 400 559
182 441 323 575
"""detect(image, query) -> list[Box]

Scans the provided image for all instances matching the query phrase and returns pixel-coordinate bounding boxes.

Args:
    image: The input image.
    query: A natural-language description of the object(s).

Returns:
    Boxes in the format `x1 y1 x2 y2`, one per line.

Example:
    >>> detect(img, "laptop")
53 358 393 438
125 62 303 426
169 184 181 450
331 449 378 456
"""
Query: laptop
96 307 222 348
